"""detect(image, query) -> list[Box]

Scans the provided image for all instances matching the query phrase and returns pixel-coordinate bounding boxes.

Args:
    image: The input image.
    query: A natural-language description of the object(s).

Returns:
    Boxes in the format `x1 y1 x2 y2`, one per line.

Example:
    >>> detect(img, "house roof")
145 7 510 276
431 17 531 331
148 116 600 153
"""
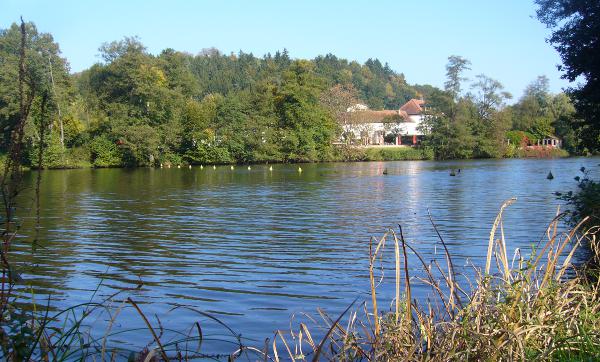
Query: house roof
348 110 410 124
399 99 425 115
344 98 424 124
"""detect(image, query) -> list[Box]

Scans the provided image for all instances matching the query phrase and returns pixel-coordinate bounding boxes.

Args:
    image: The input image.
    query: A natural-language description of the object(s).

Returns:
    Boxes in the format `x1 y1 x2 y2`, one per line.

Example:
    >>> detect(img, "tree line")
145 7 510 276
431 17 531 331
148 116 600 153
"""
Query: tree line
0 21 588 168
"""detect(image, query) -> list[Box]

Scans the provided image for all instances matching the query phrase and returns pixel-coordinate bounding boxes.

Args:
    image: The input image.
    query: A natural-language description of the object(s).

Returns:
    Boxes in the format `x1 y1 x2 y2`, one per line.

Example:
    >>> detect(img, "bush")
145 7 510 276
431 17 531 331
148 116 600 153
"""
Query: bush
183 143 233 165
160 152 183 167
506 130 535 147
26 134 91 169
514 147 569 158
557 166 600 235
334 145 368 162
90 136 122 168
364 146 434 161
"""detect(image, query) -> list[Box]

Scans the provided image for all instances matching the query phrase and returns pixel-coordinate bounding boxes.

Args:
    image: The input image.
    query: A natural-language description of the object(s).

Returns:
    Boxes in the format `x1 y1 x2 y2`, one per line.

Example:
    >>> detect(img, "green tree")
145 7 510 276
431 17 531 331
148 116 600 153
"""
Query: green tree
274 60 337 161
444 55 471 101
535 0 600 152
0 21 73 167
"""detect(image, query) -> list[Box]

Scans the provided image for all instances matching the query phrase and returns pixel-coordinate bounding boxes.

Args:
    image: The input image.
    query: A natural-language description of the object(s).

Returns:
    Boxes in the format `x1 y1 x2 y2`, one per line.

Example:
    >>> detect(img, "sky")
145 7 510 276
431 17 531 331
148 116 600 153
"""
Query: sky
0 0 571 100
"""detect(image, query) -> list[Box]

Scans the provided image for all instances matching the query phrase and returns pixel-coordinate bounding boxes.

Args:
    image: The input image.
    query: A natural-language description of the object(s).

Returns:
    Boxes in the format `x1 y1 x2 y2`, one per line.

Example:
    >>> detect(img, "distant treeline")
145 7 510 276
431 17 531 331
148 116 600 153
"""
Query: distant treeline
0 21 583 168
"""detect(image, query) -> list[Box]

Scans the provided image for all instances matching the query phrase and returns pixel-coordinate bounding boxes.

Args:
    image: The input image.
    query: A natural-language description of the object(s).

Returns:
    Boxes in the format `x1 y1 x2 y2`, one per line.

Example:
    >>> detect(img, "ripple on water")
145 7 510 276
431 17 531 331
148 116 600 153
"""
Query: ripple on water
11 157 600 352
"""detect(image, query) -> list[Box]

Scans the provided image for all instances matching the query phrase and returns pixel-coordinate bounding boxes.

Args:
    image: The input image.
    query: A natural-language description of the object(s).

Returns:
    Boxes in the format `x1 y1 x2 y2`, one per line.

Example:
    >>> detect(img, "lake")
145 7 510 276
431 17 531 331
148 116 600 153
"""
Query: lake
12 157 600 355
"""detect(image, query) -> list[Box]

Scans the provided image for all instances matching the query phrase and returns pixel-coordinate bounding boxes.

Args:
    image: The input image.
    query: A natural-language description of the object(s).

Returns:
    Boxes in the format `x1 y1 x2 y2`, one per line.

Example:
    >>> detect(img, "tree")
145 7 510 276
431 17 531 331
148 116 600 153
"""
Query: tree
509 75 580 149
470 74 512 120
444 55 471 101
466 75 512 157
512 76 552 135
273 60 337 161
98 36 146 63
0 21 72 167
319 84 360 143
535 0 600 152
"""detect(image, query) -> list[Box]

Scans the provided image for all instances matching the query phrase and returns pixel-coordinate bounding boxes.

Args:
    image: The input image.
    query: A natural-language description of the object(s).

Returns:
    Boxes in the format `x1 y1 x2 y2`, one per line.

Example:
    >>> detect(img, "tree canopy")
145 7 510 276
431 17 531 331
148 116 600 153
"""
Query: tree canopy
0 20 584 168
535 0 600 152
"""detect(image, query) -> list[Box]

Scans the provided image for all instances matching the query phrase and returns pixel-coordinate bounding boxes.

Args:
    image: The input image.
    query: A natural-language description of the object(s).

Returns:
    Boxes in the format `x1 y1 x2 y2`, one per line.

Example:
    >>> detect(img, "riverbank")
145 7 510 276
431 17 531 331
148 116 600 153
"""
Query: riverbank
13 144 575 170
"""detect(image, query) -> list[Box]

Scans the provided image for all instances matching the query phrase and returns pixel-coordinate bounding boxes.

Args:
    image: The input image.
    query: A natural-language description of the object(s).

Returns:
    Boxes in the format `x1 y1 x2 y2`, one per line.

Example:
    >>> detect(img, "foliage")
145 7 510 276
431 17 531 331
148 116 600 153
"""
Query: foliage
444 55 471 101
0 21 73 155
0 19 588 170
509 76 579 152
89 135 122 167
423 57 512 159
512 145 569 158
556 167 600 234
535 0 600 153
363 146 433 161
272 201 600 361
506 130 535 146
319 83 360 138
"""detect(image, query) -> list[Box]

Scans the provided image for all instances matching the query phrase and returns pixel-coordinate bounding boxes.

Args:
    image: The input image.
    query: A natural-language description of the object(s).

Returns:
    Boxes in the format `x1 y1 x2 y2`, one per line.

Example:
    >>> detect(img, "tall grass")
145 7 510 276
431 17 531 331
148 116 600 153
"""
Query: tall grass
271 200 600 361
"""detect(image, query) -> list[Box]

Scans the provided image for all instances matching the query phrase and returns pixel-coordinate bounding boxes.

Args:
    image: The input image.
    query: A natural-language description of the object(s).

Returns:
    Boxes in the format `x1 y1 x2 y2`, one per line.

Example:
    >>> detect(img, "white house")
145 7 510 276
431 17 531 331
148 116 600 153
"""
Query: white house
343 99 426 146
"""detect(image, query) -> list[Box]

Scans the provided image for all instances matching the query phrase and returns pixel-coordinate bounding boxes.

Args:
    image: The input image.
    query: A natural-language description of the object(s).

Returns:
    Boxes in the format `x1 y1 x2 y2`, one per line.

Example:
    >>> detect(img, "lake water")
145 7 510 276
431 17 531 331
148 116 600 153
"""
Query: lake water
12 157 600 356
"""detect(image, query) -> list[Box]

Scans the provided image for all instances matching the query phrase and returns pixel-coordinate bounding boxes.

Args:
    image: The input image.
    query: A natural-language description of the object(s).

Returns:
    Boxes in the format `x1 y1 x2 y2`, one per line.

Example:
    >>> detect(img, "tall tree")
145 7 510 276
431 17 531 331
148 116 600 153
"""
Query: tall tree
512 76 552 135
444 55 471 101
470 74 512 121
468 75 512 157
535 0 600 152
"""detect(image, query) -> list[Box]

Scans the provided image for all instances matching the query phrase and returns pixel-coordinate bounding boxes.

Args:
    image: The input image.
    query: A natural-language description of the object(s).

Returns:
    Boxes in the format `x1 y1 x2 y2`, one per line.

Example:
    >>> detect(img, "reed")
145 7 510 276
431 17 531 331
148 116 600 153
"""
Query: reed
270 199 600 361
1 199 598 361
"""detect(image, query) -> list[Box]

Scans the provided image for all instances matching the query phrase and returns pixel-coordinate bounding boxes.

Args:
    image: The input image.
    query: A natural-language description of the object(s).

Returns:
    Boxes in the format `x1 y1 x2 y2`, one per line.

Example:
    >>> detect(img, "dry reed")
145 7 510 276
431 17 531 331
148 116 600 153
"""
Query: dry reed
268 199 600 361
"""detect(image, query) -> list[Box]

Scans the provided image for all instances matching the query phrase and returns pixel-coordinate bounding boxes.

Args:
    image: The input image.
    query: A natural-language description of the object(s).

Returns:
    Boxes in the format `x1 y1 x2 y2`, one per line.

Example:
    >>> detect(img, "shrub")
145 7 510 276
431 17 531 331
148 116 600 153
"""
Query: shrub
506 130 535 147
556 166 600 235
364 146 433 161
90 135 122 167
515 147 569 158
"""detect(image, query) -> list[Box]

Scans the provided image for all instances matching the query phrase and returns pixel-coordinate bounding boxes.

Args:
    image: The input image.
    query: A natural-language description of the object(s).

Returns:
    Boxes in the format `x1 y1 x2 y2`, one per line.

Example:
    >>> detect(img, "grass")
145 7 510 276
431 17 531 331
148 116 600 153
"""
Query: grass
271 200 600 361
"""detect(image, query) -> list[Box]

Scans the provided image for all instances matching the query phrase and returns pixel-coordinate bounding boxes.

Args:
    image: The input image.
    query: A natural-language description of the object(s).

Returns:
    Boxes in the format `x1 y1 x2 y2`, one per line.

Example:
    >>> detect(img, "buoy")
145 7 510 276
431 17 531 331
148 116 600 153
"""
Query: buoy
230 165 234 170
200 165 204 169
383 168 388 175
189 165 192 169
213 165 216 170
167 164 171 168
247 166 251 170
298 167 302 173
547 171 554 180
177 165 181 169
269 166 273 171
160 163 163 168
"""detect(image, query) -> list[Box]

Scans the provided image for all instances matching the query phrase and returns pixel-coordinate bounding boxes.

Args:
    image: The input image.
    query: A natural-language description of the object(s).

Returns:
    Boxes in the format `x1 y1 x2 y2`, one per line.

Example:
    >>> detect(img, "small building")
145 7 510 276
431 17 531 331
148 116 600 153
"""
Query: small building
537 136 562 148
343 99 426 146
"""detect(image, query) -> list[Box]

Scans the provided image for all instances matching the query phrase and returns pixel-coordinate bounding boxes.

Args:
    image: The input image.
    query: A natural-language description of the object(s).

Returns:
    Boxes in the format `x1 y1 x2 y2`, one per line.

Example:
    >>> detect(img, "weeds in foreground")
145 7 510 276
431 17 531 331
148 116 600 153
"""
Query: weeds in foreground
1 201 599 360
272 200 600 361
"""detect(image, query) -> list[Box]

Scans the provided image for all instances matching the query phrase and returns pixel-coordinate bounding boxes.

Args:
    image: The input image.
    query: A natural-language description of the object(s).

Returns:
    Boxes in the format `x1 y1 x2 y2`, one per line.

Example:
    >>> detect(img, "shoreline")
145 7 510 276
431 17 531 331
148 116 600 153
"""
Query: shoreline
18 146 574 171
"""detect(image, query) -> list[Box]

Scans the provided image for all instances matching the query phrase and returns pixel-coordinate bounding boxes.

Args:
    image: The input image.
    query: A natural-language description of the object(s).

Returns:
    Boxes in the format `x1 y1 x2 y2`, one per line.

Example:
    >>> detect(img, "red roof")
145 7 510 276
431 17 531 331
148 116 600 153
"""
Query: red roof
349 110 405 124
399 99 425 115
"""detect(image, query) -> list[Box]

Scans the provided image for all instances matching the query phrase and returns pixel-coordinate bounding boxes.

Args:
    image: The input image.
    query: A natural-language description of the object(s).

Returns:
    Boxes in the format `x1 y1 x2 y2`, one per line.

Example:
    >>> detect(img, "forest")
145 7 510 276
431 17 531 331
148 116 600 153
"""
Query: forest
0 21 585 168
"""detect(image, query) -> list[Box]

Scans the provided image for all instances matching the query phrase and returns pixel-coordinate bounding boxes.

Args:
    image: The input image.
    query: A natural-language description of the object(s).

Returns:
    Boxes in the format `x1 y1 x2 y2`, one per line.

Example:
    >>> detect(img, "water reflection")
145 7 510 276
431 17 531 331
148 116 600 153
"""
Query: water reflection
11 157 600 350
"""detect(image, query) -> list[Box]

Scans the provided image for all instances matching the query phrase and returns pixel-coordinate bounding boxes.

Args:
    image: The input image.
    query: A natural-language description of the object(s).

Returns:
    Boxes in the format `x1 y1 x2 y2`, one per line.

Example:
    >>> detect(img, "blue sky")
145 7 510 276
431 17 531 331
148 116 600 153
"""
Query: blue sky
1 0 569 100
